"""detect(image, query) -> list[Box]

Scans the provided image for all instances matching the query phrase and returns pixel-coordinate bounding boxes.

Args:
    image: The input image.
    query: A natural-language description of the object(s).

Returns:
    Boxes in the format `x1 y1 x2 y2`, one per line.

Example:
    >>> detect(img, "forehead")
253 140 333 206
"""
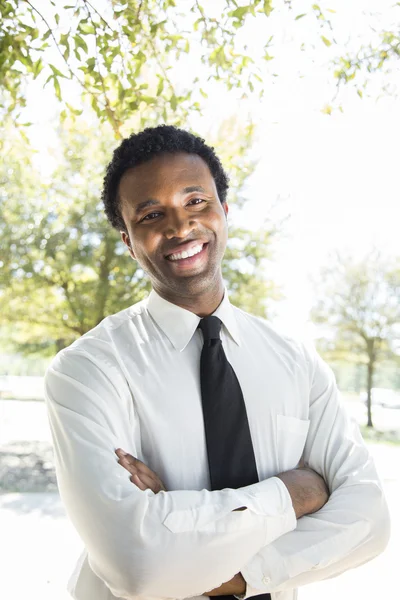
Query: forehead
118 152 216 203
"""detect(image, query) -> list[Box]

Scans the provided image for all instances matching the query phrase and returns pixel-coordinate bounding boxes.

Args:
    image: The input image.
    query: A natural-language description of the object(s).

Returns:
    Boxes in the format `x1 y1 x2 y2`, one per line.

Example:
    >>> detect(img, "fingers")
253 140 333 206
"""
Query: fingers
115 448 166 493
116 449 153 479
130 471 163 493
130 472 148 491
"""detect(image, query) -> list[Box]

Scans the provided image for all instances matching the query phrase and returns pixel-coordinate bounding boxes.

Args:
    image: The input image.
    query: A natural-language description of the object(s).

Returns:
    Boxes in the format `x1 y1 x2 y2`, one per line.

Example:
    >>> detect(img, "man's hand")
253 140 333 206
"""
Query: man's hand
205 572 246 597
116 451 246 596
115 449 166 493
277 465 329 519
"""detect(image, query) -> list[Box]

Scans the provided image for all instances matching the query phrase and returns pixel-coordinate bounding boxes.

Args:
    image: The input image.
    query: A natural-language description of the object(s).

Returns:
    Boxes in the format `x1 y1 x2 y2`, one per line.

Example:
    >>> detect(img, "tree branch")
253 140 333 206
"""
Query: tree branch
84 3 122 135
25 1 116 127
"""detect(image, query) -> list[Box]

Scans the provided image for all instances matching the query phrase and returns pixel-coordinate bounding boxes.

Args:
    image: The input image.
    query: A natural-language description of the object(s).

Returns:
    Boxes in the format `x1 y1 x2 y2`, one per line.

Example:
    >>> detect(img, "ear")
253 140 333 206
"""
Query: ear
223 202 229 219
120 231 136 260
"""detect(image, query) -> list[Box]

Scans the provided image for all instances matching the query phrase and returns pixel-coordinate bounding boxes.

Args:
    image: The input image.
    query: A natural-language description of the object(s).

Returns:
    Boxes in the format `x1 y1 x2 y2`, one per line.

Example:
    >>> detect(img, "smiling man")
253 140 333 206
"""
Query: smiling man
45 125 390 600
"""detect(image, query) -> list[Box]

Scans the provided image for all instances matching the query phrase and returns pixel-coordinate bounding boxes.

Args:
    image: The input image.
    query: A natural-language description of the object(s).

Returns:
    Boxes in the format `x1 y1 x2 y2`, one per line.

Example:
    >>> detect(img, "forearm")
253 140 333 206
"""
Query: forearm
242 480 389 595
203 467 329 598
239 348 390 597
205 573 246 597
45 359 297 600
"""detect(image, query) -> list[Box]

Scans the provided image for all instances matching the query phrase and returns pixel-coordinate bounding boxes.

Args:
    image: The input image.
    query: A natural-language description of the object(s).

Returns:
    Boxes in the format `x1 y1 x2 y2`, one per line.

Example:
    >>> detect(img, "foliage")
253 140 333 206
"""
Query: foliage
332 4 400 99
0 116 281 356
360 425 400 447
0 118 150 353
310 250 400 427
0 0 284 136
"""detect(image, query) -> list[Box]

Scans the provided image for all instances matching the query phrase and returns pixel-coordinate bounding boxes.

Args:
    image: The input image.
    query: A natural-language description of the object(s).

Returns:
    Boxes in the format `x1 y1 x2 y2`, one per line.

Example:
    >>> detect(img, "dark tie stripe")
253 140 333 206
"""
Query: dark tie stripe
199 316 271 600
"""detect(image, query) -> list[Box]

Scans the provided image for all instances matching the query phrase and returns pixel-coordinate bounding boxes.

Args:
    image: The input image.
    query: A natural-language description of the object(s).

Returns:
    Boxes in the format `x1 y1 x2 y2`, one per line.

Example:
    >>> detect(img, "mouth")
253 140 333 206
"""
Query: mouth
164 242 209 269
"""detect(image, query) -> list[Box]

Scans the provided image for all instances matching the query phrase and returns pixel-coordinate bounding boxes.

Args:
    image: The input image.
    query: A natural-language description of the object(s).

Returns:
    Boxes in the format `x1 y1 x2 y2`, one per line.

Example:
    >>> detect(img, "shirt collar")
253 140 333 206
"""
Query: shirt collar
146 289 241 352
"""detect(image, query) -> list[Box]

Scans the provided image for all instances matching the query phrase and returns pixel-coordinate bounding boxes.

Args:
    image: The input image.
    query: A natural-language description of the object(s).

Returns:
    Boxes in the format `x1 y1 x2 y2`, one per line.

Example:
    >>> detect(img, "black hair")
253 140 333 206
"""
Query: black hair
102 124 229 232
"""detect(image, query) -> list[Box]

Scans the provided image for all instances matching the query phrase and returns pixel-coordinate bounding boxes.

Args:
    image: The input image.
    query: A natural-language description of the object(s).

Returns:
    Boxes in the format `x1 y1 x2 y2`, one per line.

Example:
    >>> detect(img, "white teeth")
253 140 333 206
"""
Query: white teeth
168 244 203 261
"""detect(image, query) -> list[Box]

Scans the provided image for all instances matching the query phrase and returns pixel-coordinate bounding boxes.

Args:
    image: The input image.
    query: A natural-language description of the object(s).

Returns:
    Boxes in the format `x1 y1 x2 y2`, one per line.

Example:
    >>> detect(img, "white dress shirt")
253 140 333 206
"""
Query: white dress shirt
44 290 390 600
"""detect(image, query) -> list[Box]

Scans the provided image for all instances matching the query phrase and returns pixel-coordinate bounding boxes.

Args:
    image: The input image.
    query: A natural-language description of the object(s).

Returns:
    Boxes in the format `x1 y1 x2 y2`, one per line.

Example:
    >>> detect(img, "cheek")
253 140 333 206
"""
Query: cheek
131 232 160 263
211 213 228 241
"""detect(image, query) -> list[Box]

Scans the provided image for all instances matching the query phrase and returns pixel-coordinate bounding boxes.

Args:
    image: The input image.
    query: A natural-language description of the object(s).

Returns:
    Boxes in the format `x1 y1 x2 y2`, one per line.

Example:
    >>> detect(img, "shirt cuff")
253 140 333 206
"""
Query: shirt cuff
240 479 297 597
163 476 296 539
241 544 285 597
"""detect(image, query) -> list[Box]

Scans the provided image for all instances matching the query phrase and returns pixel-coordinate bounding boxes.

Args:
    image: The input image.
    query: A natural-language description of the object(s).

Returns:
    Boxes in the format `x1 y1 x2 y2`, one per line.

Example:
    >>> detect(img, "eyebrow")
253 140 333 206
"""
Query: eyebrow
181 185 207 194
134 199 160 215
134 186 208 215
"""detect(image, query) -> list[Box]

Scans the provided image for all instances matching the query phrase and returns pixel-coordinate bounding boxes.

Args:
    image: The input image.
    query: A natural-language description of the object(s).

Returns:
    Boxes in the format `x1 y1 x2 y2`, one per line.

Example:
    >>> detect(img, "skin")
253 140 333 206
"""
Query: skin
115 153 329 595
115 449 329 596
119 152 229 317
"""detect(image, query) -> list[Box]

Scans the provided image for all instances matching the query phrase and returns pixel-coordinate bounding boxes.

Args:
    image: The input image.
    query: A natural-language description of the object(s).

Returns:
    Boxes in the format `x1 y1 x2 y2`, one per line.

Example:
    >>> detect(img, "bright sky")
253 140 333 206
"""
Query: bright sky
25 0 400 339
191 0 400 337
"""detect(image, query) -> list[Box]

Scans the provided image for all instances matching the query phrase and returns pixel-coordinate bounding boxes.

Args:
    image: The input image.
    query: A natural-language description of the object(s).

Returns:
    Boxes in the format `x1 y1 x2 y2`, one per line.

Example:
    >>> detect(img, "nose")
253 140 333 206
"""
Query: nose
163 208 196 240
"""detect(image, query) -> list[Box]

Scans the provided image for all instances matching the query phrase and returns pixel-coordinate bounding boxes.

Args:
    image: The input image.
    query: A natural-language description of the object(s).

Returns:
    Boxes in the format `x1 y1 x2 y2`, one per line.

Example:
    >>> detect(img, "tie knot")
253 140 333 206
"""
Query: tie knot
199 316 222 341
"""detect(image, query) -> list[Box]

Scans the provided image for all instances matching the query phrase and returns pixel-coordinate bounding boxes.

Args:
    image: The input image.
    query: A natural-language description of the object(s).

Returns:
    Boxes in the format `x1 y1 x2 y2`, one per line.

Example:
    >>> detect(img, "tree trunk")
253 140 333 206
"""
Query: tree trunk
366 339 375 428
55 338 68 352
94 234 114 325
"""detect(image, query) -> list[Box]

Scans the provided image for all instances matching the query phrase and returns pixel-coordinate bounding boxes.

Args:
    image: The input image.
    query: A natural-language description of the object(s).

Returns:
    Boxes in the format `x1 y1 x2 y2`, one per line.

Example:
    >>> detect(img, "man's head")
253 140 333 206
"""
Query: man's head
102 125 230 306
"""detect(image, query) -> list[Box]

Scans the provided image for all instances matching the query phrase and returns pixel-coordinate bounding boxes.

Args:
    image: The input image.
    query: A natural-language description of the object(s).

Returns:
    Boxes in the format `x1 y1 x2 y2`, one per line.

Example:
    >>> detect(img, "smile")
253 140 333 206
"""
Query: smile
167 243 204 261
165 242 209 269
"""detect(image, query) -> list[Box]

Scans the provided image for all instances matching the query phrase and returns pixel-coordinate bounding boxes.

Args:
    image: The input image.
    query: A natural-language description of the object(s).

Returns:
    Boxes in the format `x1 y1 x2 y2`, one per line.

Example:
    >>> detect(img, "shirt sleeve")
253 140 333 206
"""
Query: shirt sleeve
44 346 296 600
241 344 391 596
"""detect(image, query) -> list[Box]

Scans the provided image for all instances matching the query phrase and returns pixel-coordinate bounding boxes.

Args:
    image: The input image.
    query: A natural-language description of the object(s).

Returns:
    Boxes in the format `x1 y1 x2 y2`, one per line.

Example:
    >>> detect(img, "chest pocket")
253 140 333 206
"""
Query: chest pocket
277 414 310 472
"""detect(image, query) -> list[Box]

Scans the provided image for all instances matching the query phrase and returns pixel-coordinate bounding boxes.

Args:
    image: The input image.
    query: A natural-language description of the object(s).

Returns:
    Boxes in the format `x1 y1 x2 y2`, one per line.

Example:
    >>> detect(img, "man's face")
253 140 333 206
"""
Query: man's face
119 152 229 302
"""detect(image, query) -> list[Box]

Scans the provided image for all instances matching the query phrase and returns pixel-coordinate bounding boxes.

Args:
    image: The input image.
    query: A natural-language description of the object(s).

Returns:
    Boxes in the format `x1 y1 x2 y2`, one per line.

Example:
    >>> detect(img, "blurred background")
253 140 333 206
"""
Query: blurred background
0 0 399 599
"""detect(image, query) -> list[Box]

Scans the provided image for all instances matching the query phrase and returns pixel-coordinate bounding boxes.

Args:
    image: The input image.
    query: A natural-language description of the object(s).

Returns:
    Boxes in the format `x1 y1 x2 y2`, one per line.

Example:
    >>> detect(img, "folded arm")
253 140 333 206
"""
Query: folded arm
116 450 329 597
45 347 296 600
240 345 391 597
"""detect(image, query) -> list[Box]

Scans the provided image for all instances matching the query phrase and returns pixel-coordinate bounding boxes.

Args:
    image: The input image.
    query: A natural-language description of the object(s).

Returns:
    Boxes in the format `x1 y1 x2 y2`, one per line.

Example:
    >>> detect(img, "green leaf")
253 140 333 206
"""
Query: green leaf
156 78 164 96
170 94 178 111
321 35 332 47
263 0 273 16
78 22 95 35
74 35 88 54
32 59 43 78
230 6 249 21
86 57 96 71
321 104 332 115
357 89 363 98
60 33 69 47
42 29 52 42
295 13 307 20
55 13 60 25
53 76 61 101
66 102 83 115
49 64 66 78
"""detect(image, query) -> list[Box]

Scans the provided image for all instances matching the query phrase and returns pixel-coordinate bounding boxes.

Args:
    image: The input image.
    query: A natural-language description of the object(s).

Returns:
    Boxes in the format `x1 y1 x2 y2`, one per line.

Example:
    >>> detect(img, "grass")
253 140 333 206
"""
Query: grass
360 426 400 446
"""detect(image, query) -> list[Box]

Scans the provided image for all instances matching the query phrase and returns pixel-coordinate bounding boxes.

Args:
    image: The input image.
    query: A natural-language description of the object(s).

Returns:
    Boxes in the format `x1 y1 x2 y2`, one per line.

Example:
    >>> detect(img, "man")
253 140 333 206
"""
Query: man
45 125 390 600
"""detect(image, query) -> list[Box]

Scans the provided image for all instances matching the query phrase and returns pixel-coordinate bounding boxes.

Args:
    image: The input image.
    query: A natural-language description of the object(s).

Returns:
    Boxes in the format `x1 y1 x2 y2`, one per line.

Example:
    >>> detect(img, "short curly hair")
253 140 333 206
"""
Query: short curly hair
102 124 229 232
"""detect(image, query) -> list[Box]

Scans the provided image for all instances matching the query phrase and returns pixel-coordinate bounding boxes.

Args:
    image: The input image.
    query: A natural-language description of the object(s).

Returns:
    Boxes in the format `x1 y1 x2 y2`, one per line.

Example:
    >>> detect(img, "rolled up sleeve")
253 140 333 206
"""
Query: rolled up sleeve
241 345 390 596
45 347 296 600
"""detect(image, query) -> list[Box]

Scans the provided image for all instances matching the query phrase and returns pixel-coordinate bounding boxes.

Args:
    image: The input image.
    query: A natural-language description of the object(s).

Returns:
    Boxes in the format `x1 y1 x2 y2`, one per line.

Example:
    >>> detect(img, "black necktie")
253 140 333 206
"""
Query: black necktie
199 316 271 600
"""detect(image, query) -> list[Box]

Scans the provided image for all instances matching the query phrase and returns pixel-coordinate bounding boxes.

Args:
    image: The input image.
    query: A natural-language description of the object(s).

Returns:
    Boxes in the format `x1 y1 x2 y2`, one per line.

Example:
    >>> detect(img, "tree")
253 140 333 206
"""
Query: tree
0 115 281 357
0 0 331 135
310 251 400 428
0 117 151 354
332 4 400 100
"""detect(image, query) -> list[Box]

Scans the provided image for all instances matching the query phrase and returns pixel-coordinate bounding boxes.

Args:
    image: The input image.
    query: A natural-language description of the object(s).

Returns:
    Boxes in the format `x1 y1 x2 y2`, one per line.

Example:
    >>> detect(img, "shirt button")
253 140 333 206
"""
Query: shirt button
262 576 271 585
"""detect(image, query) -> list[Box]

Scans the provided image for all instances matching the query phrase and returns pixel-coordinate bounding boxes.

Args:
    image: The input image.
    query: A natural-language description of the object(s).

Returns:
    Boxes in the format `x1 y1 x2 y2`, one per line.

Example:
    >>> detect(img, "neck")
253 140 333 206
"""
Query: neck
153 278 225 317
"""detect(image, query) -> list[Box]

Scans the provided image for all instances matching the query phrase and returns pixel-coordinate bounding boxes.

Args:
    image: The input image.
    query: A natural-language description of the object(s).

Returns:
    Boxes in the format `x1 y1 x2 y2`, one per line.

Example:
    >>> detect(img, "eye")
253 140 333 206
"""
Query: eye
141 212 162 222
188 198 205 206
